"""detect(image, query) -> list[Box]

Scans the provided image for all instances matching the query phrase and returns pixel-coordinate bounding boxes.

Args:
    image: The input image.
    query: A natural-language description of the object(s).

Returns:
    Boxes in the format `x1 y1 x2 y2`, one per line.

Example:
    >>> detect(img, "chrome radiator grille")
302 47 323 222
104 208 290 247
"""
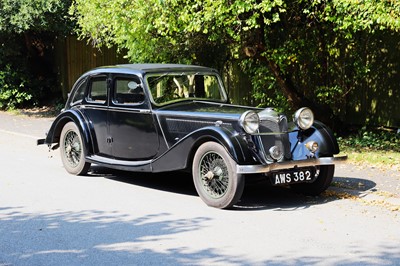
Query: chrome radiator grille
256 115 291 163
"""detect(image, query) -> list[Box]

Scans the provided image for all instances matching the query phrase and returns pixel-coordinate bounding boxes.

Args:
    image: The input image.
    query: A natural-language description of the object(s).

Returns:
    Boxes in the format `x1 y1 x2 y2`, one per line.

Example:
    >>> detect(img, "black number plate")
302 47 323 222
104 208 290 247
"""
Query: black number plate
271 168 316 185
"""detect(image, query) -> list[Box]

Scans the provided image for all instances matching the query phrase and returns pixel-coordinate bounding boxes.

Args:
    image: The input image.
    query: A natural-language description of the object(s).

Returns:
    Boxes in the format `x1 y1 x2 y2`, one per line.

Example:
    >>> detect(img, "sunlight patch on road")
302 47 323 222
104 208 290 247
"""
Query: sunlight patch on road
0 129 40 139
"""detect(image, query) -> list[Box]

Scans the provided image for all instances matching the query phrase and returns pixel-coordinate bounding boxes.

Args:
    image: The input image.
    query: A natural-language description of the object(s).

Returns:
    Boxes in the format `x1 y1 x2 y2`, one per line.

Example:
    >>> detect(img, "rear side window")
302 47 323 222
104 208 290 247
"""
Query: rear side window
70 79 87 106
87 77 107 104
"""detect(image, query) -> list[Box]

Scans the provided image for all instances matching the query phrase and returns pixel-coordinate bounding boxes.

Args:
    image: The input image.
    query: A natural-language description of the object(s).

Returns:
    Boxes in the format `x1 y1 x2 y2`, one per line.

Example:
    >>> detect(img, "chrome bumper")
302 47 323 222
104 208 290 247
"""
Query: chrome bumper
236 155 347 174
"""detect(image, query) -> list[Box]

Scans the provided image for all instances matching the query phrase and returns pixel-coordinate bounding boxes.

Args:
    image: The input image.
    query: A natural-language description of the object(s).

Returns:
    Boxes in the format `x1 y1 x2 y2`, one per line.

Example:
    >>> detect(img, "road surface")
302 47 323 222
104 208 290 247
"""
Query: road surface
0 111 399 265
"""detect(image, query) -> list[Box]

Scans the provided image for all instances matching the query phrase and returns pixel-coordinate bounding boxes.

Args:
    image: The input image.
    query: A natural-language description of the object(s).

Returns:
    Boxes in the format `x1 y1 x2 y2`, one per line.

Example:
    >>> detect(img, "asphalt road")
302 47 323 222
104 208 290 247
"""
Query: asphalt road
0 111 399 265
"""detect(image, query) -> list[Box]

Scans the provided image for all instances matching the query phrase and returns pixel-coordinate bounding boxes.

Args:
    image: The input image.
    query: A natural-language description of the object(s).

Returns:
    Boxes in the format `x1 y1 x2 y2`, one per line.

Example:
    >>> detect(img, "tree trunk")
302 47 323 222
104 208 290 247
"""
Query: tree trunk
266 55 338 129
242 14 340 129
247 46 338 129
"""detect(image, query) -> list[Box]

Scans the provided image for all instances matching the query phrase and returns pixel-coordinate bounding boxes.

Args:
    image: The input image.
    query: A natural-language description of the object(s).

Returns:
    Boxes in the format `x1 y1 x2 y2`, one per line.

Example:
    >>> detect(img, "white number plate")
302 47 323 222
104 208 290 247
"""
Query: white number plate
271 169 315 185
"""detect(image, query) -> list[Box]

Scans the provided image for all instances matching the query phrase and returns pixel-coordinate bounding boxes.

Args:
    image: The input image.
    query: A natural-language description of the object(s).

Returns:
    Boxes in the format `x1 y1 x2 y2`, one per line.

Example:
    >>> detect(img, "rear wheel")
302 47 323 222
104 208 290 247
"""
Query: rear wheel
291 165 335 195
60 122 91 175
192 142 244 209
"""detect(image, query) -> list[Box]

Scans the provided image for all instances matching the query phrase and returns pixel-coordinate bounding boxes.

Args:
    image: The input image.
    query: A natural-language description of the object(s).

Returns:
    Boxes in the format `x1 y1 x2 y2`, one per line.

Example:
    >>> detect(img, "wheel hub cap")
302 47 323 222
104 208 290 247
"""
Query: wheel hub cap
63 131 82 167
199 152 229 198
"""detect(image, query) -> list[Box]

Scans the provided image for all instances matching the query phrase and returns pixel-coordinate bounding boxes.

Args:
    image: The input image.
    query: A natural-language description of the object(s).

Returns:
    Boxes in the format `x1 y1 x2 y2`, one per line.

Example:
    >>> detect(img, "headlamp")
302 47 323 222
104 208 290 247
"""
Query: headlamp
294 107 314 130
239 111 260 134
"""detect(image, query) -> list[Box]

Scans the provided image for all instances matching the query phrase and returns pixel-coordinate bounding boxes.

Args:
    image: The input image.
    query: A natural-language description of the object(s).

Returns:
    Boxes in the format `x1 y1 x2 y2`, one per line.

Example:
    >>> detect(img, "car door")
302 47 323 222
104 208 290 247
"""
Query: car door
108 74 159 161
82 74 111 157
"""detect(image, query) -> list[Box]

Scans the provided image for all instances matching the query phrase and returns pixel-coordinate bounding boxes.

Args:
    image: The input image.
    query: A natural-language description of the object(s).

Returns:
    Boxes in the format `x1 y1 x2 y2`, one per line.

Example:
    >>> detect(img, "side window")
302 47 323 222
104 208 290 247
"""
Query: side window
113 77 145 105
87 77 107 104
70 79 87 106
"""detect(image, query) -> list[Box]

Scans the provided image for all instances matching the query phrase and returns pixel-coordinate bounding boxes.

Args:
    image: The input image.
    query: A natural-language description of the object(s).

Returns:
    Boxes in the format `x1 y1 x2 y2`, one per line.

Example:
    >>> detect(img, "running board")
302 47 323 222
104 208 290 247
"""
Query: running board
86 155 153 172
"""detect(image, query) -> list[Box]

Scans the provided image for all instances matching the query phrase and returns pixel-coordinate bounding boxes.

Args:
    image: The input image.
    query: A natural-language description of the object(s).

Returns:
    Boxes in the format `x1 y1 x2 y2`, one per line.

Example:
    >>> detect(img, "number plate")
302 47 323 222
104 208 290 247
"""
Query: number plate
270 168 316 185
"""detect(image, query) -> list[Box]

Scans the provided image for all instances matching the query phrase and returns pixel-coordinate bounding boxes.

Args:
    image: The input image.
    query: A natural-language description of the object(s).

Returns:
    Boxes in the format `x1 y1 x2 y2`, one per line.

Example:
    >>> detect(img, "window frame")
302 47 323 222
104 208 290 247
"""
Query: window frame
86 75 109 105
68 77 88 107
145 72 228 106
111 75 146 107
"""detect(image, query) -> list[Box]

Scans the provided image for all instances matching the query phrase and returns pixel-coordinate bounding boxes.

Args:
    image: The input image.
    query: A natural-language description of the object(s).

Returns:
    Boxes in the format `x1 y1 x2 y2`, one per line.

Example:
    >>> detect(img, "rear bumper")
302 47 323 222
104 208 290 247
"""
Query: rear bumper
236 155 347 174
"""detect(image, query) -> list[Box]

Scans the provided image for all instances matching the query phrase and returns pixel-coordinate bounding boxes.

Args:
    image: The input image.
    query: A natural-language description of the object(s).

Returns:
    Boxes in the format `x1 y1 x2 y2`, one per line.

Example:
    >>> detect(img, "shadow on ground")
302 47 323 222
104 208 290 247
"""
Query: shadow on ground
86 166 377 211
18 107 59 118
1 205 398 265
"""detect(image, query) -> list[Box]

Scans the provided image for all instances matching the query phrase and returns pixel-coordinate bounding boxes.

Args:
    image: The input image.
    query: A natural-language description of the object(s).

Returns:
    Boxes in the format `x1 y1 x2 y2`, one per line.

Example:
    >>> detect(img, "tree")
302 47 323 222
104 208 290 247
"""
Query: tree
71 0 400 129
0 0 73 109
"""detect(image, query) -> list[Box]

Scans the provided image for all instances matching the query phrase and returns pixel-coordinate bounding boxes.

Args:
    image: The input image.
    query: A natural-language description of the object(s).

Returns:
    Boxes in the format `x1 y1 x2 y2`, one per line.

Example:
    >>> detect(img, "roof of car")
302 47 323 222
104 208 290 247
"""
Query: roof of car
88 64 217 75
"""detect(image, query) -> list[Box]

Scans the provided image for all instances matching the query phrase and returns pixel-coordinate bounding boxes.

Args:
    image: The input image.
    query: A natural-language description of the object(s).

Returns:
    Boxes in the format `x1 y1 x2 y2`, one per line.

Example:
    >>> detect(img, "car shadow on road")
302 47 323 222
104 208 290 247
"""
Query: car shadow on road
88 165 198 197
87 166 377 211
332 176 377 192
234 175 377 211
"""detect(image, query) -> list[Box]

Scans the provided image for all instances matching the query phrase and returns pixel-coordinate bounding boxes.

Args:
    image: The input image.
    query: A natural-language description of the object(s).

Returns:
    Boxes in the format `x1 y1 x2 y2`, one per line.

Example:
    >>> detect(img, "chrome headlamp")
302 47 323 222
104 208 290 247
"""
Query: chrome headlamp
294 107 314 130
239 110 260 134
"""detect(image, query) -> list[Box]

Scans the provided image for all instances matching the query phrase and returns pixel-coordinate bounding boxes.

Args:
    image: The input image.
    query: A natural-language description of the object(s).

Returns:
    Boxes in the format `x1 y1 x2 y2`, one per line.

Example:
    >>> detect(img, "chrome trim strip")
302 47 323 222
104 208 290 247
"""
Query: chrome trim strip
87 155 152 167
236 155 348 174
165 118 231 127
108 106 152 114
80 105 108 111
252 132 288 136
80 104 152 114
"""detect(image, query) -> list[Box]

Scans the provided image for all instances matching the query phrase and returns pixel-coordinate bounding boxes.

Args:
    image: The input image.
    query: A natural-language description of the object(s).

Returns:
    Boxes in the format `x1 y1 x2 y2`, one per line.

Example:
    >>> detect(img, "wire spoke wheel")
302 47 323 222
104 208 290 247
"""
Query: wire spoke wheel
193 142 245 209
199 152 229 199
60 122 90 175
63 130 82 167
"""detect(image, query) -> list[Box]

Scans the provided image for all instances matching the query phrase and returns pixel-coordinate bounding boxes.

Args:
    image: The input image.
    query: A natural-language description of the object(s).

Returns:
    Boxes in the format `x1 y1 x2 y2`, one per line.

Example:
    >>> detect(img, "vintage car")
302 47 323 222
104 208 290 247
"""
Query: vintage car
38 64 346 209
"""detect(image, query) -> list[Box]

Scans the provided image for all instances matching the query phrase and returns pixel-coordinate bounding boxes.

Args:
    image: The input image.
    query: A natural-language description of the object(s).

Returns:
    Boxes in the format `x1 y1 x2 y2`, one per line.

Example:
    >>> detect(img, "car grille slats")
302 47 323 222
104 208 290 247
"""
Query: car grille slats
256 116 291 163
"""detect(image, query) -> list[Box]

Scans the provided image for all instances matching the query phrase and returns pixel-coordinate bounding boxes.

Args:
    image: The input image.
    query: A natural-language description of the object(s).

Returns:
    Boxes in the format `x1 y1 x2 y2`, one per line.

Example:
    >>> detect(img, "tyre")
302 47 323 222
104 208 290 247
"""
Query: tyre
60 122 91 175
192 142 245 209
291 165 335 195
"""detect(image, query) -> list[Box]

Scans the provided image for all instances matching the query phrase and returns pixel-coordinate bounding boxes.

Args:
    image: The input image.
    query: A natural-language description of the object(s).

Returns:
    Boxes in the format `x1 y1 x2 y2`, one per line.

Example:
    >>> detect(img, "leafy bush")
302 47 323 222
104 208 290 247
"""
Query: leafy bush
338 128 400 152
0 64 33 110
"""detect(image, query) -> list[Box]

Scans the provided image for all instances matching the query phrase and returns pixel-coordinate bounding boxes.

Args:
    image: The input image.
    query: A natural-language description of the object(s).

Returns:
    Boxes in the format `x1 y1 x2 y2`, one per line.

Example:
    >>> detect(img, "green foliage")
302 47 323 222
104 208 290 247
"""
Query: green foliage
70 0 229 66
0 65 33 109
40 0 400 129
338 127 400 168
338 129 400 152
69 0 399 129
315 85 344 107
0 0 73 33
324 0 400 34
239 59 290 112
0 0 73 109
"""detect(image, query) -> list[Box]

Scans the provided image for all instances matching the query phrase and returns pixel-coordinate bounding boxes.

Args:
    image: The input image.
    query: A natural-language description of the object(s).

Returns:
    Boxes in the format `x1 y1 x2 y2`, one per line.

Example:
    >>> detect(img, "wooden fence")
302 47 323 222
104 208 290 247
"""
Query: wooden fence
55 36 127 98
55 36 399 128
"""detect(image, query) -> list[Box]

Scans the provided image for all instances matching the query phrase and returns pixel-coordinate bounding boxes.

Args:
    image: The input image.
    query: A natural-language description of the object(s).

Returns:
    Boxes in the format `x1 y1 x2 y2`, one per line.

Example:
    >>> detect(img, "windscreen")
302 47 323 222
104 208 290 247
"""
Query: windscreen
146 73 226 105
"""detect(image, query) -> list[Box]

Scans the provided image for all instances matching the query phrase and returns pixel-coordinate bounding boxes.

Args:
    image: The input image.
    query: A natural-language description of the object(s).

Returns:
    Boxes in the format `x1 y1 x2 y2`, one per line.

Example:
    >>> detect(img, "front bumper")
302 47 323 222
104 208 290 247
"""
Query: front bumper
236 155 347 174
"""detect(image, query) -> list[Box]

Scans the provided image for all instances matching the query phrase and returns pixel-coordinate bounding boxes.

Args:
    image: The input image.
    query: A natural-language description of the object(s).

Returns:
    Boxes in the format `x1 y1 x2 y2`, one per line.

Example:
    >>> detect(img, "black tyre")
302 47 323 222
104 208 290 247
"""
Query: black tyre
60 122 91 175
291 165 335 195
192 142 245 209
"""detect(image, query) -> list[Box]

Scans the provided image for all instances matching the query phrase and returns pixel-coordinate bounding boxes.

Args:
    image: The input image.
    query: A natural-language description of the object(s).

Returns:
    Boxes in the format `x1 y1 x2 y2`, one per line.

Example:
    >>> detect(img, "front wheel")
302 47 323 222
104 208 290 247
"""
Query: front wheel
192 142 245 209
291 165 335 195
60 122 91 175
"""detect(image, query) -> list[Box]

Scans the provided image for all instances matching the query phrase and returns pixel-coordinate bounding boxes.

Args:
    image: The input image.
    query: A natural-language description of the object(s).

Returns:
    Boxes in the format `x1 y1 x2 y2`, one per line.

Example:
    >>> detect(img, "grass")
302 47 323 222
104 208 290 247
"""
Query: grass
340 149 400 170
